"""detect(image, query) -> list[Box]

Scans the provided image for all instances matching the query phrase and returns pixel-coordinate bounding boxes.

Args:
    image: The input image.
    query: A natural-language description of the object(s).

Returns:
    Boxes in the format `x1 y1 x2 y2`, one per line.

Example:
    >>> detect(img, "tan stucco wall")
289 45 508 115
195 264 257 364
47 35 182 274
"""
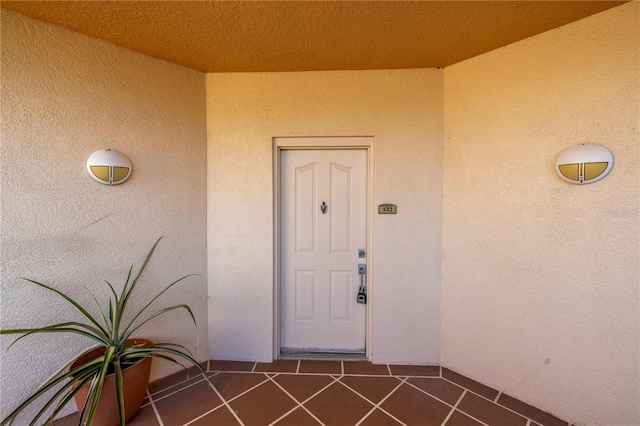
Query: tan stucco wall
442 3 639 425
0 11 208 422
206 69 444 364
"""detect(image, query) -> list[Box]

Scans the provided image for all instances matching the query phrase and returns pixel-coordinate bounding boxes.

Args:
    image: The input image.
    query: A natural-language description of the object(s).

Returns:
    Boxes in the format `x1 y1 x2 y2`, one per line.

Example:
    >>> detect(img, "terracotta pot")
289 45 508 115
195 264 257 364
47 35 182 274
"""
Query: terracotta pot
70 339 152 426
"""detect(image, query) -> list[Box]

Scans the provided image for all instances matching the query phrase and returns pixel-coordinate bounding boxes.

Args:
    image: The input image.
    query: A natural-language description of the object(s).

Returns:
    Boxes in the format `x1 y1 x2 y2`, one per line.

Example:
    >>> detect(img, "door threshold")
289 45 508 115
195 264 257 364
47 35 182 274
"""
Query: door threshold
279 351 367 361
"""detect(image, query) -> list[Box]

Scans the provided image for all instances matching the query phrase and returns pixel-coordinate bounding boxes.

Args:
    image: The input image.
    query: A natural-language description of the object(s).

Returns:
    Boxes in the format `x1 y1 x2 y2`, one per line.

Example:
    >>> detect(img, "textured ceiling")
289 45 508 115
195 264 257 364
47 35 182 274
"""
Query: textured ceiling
1 1 628 72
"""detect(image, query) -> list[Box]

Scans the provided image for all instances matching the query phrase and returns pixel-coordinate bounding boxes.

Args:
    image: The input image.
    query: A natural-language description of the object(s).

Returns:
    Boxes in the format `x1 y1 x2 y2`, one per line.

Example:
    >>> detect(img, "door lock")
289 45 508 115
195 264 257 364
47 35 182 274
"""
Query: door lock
357 263 367 304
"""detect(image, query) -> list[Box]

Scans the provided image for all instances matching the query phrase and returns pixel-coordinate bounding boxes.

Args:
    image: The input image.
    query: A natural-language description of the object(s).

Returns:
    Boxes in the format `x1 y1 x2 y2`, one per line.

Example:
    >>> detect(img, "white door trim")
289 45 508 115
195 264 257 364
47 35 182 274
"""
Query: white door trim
273 137 375 360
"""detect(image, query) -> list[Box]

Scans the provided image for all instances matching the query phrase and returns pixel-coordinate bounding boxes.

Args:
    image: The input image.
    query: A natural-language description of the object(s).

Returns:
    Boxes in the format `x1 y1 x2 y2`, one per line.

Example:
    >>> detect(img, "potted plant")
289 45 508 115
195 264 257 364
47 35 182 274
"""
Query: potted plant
1 238 205 426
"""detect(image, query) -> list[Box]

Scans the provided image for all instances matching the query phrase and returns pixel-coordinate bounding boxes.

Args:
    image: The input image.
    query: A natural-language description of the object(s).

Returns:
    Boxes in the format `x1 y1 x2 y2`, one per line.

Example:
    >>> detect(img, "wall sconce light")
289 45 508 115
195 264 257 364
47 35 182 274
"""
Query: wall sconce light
86 149 132 185
555 143 613 184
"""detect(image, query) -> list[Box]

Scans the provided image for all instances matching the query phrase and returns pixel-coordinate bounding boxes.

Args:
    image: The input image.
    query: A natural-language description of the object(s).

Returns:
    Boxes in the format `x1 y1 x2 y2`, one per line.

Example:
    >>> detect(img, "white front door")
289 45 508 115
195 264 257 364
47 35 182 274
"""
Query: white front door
280 149 367 352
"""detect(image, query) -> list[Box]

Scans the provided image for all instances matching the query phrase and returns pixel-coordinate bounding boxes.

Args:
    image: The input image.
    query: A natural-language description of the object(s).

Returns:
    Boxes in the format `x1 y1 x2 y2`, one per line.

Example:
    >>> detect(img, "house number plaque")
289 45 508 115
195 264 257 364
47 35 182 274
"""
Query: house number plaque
378 204 397 214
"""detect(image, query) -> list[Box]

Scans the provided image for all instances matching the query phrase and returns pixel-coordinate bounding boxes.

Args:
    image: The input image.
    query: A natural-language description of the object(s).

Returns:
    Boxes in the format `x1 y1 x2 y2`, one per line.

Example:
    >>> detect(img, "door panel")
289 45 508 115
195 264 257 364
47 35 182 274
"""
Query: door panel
295 270 316 321
330 163 351 253
281 149 367 352
295 163 316 253
330 270 351 322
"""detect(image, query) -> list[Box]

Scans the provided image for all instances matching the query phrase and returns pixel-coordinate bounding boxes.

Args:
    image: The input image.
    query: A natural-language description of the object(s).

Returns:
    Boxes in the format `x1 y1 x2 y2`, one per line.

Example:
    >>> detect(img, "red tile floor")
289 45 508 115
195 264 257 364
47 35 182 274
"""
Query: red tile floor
54 360 571 426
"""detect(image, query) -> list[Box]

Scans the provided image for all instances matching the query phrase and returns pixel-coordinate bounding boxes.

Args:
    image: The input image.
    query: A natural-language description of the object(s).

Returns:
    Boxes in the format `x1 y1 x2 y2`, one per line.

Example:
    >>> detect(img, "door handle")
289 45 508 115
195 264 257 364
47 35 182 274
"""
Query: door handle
357 263 367 304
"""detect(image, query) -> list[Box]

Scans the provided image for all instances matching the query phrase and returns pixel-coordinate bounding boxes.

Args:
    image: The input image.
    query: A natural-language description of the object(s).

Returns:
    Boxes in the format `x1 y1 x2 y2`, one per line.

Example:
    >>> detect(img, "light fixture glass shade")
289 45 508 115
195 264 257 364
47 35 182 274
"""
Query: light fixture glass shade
86 149 132 185
555 143 613 184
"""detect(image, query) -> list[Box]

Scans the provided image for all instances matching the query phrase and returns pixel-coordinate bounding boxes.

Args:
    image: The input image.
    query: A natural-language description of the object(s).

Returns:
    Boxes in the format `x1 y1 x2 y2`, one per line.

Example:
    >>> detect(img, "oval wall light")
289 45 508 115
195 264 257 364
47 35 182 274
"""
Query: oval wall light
86 149 132 185
555 143 613 184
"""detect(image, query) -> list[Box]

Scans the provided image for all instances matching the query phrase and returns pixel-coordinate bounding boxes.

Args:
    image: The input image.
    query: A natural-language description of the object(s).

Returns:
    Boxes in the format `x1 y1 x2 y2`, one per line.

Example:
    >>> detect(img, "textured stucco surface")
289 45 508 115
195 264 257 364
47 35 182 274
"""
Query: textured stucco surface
206 69 444 364
0 1 626 72
442 3 639 426
0 11 208 423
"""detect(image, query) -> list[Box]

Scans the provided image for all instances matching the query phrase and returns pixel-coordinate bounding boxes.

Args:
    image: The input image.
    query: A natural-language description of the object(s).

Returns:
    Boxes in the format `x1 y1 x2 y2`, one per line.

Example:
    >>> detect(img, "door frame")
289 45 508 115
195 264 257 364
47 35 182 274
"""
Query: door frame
273 137 375 360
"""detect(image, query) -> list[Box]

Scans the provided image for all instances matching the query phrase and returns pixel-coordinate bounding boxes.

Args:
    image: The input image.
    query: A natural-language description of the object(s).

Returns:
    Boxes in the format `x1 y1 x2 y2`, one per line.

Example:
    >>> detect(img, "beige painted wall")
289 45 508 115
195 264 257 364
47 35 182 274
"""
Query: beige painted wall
0 11 208 423
442 3 639 426
206 69 444 364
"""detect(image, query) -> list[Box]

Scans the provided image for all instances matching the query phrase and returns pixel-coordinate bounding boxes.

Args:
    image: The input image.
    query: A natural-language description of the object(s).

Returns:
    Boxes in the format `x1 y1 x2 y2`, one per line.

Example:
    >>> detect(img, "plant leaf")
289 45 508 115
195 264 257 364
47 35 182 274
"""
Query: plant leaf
44 374 93 426
32 343 102 395
114 359 126 425
123 341 195 358
121 352 207 381
120 304 198 346
123 344 205 376
83 346 116 425
2 322 109 349
85 286 111 333
1 321 104 336
120 274 198 343
123 264 134 294
78 375 99 426
113 238 161 338
104 280 119 341
31 351 104 397
0 356 103 425
29 368 96 426
20 278 109 339
121 351 179 366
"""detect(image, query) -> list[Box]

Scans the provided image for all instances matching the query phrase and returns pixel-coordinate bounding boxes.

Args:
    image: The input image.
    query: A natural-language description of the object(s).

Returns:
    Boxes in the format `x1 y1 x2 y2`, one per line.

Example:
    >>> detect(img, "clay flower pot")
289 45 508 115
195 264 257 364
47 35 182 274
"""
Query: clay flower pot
70 339 152 426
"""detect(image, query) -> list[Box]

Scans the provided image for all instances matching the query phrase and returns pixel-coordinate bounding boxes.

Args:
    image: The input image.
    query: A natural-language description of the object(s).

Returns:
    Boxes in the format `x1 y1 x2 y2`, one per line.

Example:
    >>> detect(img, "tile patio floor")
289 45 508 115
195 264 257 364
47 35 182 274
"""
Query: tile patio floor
54 360 570 426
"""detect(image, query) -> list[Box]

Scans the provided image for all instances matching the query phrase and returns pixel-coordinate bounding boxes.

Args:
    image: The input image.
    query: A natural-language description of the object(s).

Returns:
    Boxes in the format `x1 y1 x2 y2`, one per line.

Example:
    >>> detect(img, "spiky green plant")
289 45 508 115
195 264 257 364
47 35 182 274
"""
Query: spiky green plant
1 238 205 426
